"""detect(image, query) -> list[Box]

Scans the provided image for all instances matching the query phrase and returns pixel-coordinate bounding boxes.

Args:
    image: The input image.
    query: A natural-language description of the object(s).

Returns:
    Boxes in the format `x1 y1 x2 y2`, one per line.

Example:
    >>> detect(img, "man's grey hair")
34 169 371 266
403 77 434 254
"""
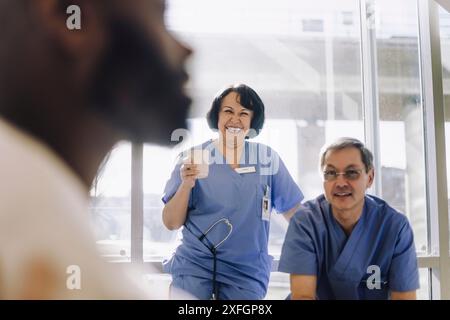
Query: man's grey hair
319 137 374 172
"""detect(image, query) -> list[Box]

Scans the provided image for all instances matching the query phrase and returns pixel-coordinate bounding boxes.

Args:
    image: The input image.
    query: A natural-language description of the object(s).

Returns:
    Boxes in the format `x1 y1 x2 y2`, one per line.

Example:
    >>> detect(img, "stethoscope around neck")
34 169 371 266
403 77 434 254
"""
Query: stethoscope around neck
185 218 233 300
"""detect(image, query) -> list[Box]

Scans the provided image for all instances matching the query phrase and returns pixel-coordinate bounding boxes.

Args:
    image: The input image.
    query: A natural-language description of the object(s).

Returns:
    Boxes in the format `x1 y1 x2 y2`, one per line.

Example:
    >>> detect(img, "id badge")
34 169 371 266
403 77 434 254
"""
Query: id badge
262 185 271 221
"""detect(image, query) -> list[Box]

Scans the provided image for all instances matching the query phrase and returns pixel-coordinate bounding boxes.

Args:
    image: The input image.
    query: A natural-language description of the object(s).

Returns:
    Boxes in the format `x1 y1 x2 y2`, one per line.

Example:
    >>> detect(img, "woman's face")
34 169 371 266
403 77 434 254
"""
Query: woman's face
217 92 254 146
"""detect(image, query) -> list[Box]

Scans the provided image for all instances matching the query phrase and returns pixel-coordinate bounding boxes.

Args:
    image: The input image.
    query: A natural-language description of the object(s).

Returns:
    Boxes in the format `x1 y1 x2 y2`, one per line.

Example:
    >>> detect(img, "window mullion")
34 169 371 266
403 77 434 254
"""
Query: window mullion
359 0 382 197
131 143 144 263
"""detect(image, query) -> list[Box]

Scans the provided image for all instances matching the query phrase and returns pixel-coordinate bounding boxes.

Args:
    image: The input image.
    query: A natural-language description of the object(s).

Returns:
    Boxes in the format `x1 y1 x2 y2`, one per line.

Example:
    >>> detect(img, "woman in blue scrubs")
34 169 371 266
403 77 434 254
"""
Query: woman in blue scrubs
162 84 304 300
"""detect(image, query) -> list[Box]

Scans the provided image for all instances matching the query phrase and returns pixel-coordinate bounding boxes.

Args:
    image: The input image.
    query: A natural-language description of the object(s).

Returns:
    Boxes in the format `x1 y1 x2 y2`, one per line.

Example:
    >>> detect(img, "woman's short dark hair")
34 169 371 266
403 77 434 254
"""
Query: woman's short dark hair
206 84 265 138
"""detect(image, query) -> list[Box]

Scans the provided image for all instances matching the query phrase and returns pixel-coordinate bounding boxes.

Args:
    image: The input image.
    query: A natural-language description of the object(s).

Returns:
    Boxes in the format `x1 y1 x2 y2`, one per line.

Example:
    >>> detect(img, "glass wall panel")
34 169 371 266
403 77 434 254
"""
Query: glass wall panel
374 0 428 255
160 0 364 299
90 142 132 261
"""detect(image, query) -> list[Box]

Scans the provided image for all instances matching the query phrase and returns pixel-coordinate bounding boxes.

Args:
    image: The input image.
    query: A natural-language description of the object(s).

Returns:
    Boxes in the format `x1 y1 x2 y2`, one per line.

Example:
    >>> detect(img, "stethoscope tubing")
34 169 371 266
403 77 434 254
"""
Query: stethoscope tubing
185 217 233 300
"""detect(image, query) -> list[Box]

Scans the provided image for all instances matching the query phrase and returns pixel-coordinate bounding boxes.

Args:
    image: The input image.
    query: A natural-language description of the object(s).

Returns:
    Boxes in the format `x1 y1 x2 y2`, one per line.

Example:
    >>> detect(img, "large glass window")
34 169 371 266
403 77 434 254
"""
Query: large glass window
90 142 131 261
87 0 450 299
374 0 428 254
160 0 364 299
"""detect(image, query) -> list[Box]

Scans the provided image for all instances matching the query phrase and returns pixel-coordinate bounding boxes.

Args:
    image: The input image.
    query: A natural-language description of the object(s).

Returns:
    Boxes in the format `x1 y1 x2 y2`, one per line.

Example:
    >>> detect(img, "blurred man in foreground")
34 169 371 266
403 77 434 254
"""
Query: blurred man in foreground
0 0 191 299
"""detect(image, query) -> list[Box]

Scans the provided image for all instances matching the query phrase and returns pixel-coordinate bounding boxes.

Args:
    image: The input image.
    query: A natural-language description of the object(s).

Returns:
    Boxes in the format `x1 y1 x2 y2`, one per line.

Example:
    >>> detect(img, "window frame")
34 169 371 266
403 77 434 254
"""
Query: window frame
417 0 450 299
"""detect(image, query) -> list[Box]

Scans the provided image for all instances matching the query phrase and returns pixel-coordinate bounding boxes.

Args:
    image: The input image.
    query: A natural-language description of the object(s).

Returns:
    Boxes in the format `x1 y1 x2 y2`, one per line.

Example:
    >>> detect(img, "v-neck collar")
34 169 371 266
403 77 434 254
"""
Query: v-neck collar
327 200 368 279
212 139 249 178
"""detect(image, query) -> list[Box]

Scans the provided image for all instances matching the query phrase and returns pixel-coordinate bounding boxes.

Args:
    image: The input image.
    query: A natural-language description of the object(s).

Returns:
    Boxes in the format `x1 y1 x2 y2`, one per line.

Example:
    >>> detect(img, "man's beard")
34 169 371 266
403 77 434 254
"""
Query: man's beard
88 17 191 146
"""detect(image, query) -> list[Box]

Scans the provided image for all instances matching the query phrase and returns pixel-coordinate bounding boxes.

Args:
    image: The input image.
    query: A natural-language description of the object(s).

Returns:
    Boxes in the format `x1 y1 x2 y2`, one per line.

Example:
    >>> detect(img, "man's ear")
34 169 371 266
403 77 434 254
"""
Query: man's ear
30 0 105 67
366 168 375 188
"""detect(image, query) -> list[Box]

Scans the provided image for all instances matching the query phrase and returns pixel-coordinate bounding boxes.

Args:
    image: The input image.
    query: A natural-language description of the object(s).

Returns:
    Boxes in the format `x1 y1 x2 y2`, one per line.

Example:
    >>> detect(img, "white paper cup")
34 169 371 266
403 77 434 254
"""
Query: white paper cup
186 149 210 179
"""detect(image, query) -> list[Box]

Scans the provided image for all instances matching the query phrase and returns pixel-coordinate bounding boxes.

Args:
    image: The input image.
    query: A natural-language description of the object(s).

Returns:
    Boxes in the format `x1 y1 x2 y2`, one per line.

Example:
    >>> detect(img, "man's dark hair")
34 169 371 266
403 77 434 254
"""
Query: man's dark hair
320 137 374 172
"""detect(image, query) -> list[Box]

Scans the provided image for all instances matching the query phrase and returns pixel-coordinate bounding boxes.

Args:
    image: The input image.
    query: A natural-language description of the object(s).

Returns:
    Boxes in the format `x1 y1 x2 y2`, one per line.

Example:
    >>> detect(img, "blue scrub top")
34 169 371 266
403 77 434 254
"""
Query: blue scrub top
279 194 419 300
162 140 304 298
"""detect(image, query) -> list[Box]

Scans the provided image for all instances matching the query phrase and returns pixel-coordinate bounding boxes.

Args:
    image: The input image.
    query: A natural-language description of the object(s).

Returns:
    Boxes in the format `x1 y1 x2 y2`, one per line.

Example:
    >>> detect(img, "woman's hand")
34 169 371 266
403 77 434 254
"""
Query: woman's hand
180 162 200 189
163 161 198 230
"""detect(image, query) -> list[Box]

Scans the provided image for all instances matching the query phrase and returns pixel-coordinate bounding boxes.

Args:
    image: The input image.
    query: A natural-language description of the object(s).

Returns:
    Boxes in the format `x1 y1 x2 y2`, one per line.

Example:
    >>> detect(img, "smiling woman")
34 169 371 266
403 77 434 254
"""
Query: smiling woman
160 84 304 300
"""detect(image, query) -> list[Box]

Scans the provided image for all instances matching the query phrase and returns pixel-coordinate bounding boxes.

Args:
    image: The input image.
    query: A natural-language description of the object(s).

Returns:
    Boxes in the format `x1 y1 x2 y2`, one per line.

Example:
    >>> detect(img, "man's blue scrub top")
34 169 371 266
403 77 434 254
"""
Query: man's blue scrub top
279 194 419 299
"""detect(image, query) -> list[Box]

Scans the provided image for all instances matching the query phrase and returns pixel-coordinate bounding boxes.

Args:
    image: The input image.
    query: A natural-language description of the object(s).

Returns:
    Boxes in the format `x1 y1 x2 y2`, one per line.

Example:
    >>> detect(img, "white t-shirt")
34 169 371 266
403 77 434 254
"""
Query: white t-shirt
0 118 161 299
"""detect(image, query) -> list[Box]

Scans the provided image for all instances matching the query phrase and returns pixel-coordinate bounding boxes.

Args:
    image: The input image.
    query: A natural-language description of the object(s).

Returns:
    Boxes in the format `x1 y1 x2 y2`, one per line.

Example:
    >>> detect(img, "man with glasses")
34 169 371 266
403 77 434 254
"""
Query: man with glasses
278 137 419 300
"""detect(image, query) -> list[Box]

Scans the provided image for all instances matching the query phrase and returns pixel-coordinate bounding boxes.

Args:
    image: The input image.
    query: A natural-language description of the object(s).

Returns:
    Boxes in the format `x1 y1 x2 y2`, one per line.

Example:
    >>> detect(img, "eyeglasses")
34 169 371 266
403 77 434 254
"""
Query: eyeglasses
323 168 364 181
